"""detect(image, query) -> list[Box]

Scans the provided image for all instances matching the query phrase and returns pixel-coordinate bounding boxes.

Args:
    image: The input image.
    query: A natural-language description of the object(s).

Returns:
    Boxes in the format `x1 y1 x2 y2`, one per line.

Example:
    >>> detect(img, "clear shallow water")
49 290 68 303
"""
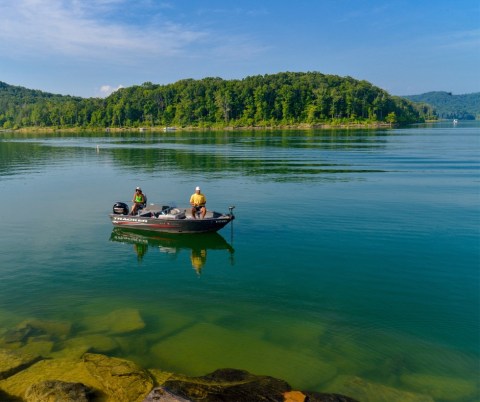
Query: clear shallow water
0 122 479 401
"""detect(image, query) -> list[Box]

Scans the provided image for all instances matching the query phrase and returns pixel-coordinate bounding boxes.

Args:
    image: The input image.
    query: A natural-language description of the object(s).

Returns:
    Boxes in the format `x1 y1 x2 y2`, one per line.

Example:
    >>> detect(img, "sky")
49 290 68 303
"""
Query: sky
0 0 479 98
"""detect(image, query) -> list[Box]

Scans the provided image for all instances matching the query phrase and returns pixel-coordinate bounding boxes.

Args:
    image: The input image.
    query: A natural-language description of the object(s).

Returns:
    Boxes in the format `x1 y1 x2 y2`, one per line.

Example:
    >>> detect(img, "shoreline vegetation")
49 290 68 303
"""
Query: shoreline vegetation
11 121 398 134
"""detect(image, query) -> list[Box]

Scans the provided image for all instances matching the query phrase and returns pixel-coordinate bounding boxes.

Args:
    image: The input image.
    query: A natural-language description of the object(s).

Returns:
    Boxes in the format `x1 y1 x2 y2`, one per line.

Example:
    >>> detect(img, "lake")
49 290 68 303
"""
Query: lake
0 121 479 401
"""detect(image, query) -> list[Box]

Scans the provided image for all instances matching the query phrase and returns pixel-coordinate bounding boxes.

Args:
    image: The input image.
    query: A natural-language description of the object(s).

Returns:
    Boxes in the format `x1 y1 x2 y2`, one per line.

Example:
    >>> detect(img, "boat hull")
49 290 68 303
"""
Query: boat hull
109 205 234 234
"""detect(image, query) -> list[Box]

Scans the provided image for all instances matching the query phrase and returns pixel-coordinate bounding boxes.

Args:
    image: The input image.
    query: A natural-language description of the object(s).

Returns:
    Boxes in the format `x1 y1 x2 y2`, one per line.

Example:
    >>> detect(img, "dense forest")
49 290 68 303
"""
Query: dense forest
0 72 435 130
405 91 480 120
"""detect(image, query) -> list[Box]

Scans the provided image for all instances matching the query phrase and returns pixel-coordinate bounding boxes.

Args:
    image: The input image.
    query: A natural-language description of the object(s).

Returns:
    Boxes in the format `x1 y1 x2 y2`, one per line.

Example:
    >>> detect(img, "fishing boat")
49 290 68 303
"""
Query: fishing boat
110 202 235 234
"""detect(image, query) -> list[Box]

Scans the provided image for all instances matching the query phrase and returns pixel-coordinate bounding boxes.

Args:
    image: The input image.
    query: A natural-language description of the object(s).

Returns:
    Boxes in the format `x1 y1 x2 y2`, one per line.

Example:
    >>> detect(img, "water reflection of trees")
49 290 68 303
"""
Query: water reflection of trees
0 130 388 181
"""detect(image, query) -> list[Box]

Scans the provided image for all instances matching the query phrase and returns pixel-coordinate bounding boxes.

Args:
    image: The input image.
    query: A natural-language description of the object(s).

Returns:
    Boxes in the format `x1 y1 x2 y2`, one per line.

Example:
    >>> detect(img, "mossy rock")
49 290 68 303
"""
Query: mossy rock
147 368 174 386
83 353 153 402
24 380 92 402
324 375 434 402
400 373 479 401
0 349 42 380
0 357 101 399
0 354 154 402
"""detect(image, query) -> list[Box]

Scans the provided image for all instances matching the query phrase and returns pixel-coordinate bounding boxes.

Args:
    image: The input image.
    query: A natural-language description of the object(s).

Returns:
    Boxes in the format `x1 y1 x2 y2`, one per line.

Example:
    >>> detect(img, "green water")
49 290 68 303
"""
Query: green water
0 122 479 401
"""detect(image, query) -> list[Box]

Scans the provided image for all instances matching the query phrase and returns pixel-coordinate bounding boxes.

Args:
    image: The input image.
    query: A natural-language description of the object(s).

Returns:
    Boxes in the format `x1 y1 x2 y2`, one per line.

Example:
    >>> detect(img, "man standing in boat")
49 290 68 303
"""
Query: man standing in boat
190 186 206 219
131 186 146 215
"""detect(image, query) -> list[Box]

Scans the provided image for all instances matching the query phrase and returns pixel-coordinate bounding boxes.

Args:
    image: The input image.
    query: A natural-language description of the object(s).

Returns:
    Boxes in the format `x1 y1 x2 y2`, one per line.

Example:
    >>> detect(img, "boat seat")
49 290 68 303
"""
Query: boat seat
157 208 186 220
139 211 153 217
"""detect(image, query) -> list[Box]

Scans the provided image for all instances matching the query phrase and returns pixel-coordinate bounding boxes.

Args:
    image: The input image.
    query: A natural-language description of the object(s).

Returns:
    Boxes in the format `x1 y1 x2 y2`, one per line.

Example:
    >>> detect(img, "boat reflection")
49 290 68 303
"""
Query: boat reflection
109 228 235 274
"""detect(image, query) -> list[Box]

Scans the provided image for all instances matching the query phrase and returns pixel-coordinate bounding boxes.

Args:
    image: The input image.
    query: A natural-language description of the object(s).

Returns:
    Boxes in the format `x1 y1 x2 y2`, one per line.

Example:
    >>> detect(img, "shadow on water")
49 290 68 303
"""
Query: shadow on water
109 228 235 274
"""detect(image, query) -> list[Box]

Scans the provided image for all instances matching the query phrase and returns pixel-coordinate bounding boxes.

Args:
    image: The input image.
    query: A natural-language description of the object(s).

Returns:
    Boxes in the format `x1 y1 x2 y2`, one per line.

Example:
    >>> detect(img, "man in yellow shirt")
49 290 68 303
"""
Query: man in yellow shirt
190 186 206 219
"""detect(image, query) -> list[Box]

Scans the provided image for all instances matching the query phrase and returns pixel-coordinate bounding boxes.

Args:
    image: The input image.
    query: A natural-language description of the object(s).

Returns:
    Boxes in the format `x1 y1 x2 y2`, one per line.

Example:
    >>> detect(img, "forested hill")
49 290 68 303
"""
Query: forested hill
1 72 432 129
405 91 480 120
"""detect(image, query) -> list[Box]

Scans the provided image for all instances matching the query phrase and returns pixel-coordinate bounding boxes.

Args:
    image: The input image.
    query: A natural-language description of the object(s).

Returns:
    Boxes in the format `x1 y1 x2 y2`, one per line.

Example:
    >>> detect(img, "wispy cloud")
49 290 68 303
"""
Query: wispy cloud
433 28 480 51
0 0 208 61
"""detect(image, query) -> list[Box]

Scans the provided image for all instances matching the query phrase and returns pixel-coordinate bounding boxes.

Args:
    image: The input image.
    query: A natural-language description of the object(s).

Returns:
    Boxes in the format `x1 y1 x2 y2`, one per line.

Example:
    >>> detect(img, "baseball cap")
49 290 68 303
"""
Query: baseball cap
195 186 201 191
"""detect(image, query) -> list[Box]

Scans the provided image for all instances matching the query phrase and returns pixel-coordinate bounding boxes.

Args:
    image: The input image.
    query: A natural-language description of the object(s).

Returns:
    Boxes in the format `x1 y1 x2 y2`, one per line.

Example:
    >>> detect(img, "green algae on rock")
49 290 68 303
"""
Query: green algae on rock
83 353 154 401
0 349 42 380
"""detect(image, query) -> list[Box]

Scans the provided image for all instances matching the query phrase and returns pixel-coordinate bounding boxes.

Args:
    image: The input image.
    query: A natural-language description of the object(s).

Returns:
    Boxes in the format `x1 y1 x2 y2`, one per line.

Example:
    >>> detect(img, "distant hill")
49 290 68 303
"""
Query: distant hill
1 73 431 129
404 91 480 120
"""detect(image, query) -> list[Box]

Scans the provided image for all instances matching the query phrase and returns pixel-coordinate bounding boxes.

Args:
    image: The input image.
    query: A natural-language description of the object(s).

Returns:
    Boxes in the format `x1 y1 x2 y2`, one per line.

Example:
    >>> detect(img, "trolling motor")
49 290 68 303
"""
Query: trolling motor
228 205 236 217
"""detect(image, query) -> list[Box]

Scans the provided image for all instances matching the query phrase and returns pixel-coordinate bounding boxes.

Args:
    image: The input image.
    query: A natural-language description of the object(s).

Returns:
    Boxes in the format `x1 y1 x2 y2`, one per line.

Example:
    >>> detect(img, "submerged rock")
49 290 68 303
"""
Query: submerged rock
60 334 119 354
19 340 54 357
2 325 33 344
18 319 72 339
324 375 434 402
24 380 92 402
2 319 71 346
0 349 42 380
400 373 478 401
150 322 336 390
81 308 145 335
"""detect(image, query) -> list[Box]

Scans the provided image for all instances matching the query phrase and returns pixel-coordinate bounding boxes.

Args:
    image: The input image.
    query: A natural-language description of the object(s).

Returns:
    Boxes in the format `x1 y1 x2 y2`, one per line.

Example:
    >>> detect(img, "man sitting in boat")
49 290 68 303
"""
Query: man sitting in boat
131 187 146 215
190 186 206 219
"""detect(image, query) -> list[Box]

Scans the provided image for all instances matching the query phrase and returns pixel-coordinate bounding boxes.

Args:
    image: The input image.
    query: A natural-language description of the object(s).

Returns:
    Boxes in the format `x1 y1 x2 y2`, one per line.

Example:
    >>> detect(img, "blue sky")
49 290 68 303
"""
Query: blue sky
0 0 479 98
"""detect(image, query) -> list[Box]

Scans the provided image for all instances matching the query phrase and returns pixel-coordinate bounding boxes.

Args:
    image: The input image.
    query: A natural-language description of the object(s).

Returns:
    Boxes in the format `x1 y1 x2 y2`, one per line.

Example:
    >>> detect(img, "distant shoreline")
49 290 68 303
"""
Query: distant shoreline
11 122 397 134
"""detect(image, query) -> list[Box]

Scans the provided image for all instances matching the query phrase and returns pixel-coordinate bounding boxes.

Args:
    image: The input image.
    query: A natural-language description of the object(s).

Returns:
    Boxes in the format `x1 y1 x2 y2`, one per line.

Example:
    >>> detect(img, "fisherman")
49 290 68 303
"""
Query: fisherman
130 187 146 215
190 186 206 219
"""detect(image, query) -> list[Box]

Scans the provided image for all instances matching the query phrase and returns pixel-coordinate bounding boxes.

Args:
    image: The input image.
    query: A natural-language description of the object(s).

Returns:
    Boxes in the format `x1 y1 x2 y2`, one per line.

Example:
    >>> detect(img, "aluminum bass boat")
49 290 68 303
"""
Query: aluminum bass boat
110 202 235 234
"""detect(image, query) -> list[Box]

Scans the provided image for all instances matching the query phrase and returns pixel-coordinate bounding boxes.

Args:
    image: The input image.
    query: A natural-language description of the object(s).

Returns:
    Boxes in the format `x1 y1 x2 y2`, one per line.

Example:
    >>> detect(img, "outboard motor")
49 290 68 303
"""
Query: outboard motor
113 202 129 215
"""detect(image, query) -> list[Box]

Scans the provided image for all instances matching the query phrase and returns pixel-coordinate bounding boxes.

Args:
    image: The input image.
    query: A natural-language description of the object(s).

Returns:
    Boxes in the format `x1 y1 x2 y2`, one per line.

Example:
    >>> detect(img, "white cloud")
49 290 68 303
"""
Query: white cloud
98 84 124 97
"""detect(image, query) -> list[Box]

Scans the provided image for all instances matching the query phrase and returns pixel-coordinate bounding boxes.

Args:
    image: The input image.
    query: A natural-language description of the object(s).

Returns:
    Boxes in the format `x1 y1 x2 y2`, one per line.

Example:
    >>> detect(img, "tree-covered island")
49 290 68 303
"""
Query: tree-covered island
0 72 437 130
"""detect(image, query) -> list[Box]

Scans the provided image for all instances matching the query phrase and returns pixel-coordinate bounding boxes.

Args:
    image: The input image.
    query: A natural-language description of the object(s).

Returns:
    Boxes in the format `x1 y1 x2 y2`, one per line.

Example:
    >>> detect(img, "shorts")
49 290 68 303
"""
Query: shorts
193 205 205 211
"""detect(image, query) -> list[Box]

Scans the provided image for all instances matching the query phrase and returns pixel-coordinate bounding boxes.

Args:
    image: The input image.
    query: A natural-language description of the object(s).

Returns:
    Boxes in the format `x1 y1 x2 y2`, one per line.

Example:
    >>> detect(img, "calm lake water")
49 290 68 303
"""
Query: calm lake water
0 122 479 401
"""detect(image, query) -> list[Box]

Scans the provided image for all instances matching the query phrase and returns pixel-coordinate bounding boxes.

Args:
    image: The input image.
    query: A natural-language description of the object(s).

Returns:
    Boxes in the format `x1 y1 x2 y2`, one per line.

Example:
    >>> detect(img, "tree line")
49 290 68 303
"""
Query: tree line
0 72 436 130
405 91 479 120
